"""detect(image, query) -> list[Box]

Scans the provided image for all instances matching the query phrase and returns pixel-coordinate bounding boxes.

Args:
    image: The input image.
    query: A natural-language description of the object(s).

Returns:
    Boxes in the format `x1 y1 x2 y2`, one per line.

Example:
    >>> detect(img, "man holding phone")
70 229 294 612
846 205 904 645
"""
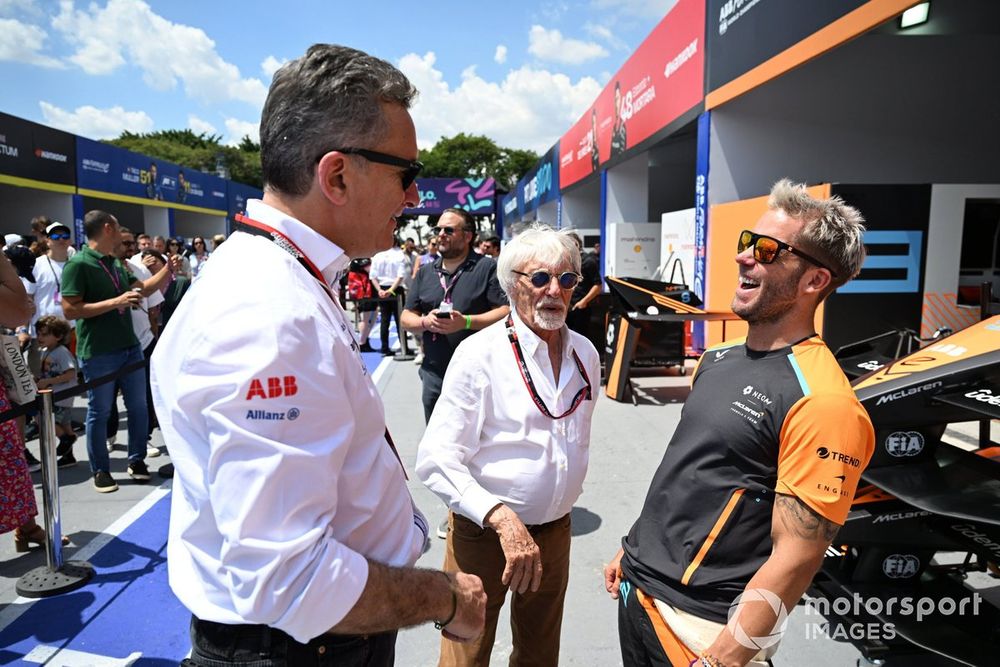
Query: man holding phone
402 208 509 423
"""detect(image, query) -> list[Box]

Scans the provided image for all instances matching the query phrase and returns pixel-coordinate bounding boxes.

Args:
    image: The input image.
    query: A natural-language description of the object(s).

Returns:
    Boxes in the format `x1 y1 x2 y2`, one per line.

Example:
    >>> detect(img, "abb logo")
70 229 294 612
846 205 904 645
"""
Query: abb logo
246 376 298 400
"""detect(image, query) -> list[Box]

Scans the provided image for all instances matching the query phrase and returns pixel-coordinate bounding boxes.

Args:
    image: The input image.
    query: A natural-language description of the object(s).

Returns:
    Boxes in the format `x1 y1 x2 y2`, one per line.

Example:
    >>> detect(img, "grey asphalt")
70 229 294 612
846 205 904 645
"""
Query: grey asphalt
3 356 996 665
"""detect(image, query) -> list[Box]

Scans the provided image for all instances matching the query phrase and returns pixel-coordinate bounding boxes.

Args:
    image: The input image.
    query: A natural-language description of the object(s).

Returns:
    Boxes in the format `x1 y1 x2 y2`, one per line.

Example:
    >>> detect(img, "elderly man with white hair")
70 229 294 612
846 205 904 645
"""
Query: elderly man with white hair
416 224 601 667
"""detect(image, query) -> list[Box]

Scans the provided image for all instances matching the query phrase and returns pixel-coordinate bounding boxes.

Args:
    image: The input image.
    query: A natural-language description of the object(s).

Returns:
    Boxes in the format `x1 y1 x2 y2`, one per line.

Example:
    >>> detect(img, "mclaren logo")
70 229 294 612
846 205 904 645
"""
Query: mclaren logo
875 381 942 406
873 510 930 524
882 554 920 579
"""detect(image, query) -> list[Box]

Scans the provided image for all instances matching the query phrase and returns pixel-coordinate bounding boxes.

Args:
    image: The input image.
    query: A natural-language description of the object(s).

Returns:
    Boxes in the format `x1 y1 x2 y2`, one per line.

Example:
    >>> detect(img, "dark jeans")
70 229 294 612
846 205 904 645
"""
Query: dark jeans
418 366 444 423
107 340 157 441
378 288 403 351
183 617 396 667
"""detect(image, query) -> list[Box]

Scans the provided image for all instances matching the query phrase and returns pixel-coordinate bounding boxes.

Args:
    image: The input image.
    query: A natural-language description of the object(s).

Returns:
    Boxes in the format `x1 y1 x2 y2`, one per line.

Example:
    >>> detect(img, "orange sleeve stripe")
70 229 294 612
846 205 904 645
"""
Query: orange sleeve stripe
637 588 699 666
681 488 746 585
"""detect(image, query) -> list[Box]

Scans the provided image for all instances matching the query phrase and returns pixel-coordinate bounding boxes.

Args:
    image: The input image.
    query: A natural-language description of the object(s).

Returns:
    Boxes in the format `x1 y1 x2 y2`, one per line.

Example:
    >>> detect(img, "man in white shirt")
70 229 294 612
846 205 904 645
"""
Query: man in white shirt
151 44 485 667
416 225 601 667
370 240 408 355
32 221 76 330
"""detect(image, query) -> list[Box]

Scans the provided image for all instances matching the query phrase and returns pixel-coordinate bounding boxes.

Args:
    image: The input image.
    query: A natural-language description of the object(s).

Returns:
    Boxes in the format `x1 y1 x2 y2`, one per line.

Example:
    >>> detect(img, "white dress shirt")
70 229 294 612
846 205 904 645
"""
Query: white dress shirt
416 309 601 527
125 258 163 350
151 199 427 643
370 246 407 288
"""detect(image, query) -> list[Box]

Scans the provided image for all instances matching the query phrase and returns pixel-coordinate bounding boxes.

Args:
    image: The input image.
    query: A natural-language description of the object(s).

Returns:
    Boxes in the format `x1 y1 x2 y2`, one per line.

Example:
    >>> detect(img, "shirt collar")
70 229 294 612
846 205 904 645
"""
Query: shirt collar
509 306 574 360
434 250 481 275
245 199 350 288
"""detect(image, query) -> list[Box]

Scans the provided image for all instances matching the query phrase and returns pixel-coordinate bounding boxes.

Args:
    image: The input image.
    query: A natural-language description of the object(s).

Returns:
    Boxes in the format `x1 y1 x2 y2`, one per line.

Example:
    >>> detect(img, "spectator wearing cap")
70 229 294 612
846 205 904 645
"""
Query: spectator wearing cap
32 222 77 342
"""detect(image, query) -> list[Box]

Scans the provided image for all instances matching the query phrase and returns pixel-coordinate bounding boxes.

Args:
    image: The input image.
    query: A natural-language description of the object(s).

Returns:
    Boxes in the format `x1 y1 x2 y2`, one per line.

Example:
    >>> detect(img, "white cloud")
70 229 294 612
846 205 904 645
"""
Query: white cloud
223 118 258 146
0 18 64 68
398 51 601 154
584 23 627 50
39 101 153 139
528 25 608 65
591 0 677 19
188 114 217 136
52 0 267 107
493 44 507 65
261 55 286 79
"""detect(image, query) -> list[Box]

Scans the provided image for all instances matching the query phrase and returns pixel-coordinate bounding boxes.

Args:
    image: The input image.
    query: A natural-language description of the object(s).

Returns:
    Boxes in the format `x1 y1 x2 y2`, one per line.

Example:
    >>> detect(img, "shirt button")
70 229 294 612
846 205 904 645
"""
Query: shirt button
317 646 326 655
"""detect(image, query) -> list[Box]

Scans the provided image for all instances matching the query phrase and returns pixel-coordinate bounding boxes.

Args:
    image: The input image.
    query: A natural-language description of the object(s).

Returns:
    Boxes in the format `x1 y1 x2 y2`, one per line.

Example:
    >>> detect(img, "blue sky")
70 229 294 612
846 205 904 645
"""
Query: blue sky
0 0 676 154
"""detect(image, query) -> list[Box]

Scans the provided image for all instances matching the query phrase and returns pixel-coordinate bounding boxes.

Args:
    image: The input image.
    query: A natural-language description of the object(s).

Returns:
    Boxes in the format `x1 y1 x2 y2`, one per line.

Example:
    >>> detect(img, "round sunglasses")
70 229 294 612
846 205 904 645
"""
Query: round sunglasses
513 270 581 290
737 230 837 277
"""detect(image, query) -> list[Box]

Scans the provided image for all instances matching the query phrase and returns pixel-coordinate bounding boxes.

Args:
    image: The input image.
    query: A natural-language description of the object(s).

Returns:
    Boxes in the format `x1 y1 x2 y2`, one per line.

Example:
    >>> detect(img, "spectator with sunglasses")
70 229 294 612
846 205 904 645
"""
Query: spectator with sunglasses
32 222 77 336
605 180 875 667
188 236 210 280
416 224 600 667
166 237 192 279
402 208 509 421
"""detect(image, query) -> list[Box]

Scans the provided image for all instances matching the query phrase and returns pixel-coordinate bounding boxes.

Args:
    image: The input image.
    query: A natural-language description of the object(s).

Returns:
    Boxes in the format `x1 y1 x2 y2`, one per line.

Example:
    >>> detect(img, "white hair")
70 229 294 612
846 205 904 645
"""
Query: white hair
496 224 581 297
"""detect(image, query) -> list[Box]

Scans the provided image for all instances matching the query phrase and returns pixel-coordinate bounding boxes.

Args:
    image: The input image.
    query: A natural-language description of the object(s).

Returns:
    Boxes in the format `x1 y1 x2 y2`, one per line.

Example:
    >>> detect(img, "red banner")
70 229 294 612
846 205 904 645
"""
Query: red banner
559 0 705 190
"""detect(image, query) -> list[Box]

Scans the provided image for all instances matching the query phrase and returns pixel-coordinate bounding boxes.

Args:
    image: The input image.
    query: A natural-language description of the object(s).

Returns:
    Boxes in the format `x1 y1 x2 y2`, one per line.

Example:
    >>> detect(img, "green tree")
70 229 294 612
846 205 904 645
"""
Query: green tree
107 130 262 188
419 133 538 190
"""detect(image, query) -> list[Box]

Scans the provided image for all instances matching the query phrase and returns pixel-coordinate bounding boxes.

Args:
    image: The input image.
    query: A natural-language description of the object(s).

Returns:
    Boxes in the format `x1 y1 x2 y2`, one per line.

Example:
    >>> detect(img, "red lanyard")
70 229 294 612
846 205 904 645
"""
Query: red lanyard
96 256 123 293
233 214 407 477
506 315 591 420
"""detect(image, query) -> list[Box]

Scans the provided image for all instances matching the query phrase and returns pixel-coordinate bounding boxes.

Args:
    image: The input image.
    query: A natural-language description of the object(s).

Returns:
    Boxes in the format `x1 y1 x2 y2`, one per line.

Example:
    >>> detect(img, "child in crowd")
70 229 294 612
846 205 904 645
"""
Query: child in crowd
34 315 79 467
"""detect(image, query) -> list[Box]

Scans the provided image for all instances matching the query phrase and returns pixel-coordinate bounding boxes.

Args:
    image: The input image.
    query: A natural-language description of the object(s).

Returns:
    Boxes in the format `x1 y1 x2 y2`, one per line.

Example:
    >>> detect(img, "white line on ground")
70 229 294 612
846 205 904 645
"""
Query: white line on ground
0 481 172 633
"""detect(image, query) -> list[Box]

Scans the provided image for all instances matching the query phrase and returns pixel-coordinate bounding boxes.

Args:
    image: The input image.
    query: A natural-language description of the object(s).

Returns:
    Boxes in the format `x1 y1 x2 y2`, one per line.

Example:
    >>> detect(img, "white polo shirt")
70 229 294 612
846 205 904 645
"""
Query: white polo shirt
32 254 75 327
416 309 601 526
151 199 427 643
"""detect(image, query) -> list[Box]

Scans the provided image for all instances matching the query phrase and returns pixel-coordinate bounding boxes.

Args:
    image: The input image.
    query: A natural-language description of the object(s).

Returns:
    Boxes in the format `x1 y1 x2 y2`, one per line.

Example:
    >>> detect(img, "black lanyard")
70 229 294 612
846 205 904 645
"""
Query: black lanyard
436 260 469 304
234 214 407 477
506 315 591 420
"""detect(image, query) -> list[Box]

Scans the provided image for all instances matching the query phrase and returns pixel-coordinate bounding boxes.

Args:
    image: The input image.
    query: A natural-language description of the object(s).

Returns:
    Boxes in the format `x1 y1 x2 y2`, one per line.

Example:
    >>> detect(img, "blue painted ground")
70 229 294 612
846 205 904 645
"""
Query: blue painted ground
1 492 187 665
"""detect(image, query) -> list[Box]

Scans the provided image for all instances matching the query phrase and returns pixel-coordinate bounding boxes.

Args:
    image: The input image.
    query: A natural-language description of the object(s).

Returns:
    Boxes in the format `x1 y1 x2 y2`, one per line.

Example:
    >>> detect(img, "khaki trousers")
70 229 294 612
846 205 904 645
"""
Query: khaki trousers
439 511 571 667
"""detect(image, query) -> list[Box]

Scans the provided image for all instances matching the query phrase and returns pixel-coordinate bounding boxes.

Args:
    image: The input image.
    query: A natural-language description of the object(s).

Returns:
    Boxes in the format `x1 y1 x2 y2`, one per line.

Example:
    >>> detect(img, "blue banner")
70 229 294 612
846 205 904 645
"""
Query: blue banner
692 111 711 350
227 181 263 220
76 137 228 211
519 142 560 216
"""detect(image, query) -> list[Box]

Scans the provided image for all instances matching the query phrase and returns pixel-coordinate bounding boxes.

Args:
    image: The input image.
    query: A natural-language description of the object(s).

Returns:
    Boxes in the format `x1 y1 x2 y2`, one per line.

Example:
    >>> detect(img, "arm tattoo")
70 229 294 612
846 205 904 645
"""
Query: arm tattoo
775 495 840 542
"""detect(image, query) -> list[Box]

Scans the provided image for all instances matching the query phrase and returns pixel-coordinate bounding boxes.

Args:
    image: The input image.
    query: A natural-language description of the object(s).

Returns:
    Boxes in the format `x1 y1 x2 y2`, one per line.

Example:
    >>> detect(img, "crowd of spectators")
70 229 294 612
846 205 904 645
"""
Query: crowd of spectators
1 214 217 495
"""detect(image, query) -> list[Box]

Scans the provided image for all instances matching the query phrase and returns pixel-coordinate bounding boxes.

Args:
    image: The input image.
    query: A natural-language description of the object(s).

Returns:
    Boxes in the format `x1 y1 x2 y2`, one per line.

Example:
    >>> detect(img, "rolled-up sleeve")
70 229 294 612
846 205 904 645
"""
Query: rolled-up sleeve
415 346 499 526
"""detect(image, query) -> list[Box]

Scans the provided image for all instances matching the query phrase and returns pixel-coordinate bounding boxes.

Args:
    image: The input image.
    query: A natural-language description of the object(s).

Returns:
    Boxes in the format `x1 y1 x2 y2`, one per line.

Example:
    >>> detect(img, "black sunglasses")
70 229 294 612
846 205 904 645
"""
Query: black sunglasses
513 270 582 290
319 147 423 190
48 233 71 240
738 230 837 277
432 226 467 236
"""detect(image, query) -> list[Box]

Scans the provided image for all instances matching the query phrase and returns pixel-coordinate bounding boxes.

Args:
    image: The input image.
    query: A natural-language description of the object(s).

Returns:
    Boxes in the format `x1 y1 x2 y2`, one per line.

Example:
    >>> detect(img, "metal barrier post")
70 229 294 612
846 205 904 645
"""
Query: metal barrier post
393 291 415 361
37 388 63 570
15 389 95 598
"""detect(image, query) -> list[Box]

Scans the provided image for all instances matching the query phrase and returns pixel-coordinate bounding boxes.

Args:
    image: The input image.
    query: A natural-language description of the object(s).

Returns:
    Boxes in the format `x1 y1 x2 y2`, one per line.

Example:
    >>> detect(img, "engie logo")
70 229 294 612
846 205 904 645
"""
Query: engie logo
246 376 298 400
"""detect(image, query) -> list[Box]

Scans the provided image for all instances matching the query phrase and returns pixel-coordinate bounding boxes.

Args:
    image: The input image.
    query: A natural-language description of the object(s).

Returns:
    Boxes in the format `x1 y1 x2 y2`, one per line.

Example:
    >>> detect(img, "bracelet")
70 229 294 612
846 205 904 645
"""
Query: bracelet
434 572 457 630
464 314 472 330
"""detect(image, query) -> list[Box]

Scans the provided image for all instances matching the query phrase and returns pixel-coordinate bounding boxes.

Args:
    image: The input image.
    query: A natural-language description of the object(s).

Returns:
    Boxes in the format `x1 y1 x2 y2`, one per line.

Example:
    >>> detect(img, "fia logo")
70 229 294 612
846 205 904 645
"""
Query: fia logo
882 554 920 579
885 431 924 457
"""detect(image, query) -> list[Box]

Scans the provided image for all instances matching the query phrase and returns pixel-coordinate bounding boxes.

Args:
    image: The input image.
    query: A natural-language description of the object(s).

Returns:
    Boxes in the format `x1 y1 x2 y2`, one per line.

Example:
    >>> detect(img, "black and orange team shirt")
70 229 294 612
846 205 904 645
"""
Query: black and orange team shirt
620 336 875 623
